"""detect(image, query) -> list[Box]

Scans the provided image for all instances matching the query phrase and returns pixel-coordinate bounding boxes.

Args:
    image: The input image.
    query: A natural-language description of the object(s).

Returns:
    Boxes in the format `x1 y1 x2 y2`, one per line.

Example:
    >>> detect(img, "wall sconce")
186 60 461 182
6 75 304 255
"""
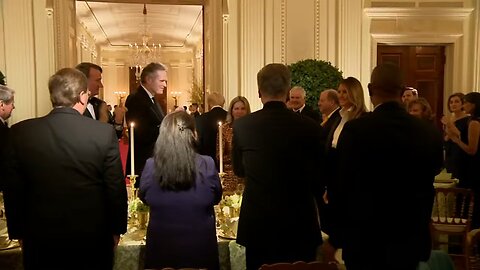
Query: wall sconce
171 91 182 107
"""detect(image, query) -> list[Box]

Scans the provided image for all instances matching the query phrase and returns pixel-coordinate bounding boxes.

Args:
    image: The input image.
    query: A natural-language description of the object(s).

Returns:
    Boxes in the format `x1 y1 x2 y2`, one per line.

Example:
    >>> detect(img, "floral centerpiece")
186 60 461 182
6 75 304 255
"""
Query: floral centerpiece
128 197 149 229
216 194 242 239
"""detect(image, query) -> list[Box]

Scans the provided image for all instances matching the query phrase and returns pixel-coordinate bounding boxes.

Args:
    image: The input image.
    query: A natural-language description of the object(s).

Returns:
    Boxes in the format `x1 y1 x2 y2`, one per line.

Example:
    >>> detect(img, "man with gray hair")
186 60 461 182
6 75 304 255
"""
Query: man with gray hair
125 62 167 186
195 92 227 169
0 85 15 129
0 85 15 190
3 68 127 269
289 86 320 122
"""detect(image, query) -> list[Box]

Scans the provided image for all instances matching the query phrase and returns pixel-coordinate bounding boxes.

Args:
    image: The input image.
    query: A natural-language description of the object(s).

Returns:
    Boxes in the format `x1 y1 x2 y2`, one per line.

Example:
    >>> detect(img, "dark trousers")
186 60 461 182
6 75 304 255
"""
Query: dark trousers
245 243 317 270
22 236 114 270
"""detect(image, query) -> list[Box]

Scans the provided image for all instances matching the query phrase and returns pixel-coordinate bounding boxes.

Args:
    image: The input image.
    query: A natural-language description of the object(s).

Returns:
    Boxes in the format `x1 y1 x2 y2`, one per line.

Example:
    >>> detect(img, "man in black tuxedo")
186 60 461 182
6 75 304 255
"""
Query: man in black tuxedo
76 62 124 138
289 86 320 122
232 63 324 270
0 85 14 191
125 62 166 186
336 63 443 270
195 92 227 168
3 68 128 269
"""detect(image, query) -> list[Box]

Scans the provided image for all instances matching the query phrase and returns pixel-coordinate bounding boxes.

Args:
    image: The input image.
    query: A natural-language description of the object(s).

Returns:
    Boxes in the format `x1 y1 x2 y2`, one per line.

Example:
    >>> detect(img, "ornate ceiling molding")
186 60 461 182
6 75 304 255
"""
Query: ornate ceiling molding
364 7 474 18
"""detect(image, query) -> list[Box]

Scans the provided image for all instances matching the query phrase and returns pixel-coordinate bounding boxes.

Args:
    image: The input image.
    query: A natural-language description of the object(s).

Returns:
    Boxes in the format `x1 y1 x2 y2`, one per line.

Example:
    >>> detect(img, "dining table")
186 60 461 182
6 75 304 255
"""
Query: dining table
0 216 246 270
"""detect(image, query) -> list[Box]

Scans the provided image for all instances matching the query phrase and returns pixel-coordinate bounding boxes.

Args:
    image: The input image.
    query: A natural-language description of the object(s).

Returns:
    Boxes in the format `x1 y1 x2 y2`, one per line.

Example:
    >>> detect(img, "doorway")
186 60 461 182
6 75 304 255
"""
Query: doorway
377 45 446 125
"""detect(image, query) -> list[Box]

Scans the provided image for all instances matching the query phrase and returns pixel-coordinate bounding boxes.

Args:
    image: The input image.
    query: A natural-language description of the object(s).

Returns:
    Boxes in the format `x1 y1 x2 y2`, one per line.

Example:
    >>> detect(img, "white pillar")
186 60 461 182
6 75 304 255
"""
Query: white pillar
239 0 265 112
3 0 37 123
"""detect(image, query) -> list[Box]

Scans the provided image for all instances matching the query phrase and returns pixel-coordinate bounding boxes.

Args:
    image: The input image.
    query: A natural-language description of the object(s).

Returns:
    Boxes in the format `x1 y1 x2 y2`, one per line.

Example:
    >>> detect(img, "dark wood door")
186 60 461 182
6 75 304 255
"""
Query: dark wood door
128 67 167 114
377 45 445 126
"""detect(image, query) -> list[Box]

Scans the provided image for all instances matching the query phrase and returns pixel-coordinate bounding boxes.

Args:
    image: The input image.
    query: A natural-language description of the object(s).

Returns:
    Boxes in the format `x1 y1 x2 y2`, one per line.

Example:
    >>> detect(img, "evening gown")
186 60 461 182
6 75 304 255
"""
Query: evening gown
217 123 245 193
444 116 469 182
464 117 480 228
139 154 222 269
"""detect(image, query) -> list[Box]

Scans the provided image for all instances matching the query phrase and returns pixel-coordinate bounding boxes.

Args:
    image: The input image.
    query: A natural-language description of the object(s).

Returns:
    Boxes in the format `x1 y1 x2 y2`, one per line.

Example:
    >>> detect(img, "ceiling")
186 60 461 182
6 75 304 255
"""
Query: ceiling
76 1 203 49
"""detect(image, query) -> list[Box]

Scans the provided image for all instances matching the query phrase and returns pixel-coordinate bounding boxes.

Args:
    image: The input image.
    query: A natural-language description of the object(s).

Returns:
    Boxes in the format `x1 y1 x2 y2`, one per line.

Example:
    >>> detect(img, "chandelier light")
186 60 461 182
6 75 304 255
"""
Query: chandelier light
129 4 161 80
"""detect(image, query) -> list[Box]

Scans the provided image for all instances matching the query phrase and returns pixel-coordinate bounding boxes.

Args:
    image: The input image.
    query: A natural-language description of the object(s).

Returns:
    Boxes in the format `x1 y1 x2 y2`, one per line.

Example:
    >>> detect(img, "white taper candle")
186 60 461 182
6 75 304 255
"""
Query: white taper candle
218 122 223 174
130 122 135 176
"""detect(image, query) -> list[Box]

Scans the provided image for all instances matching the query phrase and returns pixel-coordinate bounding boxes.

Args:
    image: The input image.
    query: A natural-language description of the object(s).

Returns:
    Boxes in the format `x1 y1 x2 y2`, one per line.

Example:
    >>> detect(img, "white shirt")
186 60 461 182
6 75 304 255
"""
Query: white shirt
141 85 155 103
86 103 96 120
331 107 353 148
294 104 306 113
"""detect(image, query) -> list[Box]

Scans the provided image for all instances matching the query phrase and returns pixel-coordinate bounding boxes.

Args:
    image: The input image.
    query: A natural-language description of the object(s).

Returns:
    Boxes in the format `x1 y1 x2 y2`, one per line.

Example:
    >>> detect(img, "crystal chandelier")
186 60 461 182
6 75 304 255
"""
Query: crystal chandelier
129 4 161 81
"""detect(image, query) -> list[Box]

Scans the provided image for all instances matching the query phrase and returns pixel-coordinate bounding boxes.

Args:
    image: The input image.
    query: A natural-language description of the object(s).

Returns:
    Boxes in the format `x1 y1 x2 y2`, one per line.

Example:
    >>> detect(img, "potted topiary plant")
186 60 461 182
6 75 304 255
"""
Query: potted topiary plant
288 59 343 112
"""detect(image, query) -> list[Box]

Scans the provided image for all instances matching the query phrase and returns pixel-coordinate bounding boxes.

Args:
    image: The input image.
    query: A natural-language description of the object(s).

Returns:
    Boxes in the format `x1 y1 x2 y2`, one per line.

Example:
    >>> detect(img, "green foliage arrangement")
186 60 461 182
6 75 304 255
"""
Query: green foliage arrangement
189 80 204 106
0 71 5 85
288 59 343 112
128 197 149 214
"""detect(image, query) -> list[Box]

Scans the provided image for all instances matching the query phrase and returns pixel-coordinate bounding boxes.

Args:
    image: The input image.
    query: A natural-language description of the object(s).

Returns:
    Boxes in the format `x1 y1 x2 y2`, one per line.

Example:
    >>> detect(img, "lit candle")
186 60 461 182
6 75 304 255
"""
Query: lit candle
130 122 135 176
218 122 223 174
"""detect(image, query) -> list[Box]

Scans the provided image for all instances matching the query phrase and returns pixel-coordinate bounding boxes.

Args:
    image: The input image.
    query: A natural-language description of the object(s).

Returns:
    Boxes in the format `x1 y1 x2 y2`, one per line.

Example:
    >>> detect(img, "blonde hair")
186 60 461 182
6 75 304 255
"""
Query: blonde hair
226 96 251 123
339 77 367 119
207 92 225 108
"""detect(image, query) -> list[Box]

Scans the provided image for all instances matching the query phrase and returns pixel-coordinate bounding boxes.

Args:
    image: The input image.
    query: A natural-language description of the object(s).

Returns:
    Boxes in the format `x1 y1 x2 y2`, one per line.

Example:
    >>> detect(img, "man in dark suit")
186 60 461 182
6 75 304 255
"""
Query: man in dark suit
3 68 128 269
336 63 443 270
195 92 227 169
318 88 340 148
232 63 324 270
316 88 341 259
76 62 125 138
125 62 166 186
289 86 320 122
0 85 14 191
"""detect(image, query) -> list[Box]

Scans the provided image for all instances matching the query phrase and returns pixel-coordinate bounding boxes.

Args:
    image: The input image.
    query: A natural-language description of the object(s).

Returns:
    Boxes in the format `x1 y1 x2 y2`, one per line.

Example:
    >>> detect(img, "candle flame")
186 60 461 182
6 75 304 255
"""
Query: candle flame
130 122 135 128
218 122 222 126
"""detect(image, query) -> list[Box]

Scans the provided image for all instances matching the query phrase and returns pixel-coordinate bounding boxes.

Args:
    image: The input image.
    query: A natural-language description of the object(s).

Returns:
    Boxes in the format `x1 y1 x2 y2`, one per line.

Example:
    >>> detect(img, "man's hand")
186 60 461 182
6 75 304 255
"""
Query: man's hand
114 106 126 124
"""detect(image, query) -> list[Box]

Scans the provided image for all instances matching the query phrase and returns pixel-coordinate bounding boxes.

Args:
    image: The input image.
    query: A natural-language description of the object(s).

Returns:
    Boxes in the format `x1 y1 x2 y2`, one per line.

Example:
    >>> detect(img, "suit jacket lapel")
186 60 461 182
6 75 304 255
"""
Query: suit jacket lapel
137 86 164 122
83 107 93 118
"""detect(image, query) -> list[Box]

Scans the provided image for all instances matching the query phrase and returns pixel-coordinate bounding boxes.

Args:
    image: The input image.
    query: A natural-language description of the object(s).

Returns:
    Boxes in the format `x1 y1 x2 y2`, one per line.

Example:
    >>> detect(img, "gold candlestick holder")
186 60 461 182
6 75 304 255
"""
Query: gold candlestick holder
127 174 139 201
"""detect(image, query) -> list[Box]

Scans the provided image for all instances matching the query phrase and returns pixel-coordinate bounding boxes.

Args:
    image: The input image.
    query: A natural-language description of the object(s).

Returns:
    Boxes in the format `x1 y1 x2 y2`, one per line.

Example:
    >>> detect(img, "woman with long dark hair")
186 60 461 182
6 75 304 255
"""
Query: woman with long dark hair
449 92 480 228
139 111 222 269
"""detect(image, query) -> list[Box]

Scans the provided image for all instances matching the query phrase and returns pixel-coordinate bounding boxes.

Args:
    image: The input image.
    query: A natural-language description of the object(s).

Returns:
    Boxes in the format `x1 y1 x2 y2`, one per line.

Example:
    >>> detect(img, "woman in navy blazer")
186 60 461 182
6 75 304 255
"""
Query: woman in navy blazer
139 111 222 270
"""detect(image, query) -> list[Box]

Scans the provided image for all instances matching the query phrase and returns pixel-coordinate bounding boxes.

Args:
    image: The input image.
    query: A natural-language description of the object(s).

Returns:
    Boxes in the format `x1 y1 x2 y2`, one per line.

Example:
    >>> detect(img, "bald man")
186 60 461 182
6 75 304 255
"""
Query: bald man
336 63 443 270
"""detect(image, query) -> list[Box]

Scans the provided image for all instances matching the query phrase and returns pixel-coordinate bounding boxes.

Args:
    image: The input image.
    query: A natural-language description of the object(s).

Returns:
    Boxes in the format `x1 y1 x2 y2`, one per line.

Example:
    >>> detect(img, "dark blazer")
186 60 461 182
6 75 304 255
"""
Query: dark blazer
84 96 123 139
0 121 8 191
320 107 341 150
3 107 127 268
232 101 324 260
299 104 321 122
139 155 222 269
336 101 443 268
125 86 164 179
195 106 227 168
83 96 104 119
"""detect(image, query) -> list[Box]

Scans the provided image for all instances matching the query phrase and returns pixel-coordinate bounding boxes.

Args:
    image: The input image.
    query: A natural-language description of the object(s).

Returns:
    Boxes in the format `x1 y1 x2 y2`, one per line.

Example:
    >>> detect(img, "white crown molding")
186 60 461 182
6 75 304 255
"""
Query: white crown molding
364 7 474 19
371 33 463 44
